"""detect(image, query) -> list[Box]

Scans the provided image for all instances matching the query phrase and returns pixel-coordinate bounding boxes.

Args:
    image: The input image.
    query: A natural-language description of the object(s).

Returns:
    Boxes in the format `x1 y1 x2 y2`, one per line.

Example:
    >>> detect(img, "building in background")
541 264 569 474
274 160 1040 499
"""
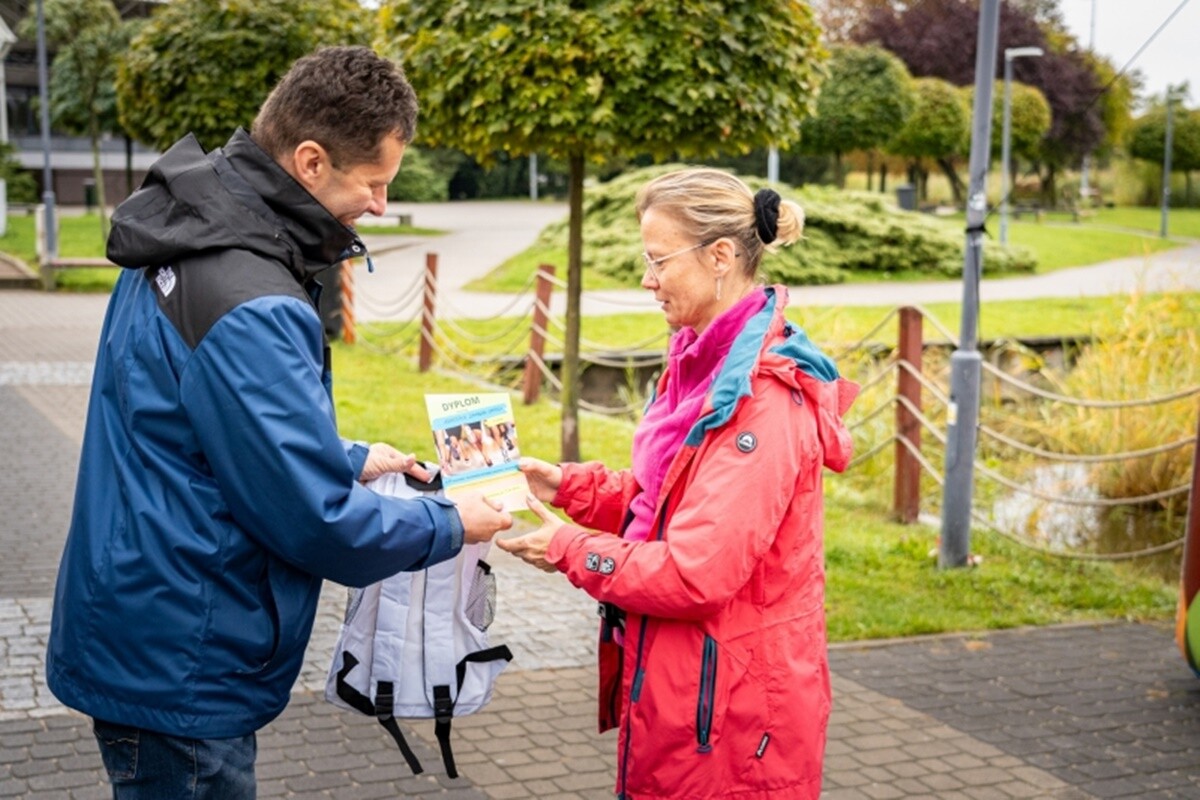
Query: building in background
0 0 162 207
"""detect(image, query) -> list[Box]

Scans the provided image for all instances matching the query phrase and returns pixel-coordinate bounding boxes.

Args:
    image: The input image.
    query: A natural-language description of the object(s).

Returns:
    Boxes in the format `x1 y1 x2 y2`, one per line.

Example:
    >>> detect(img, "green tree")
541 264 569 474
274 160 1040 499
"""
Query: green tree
887 77 969 201
1128 104 1200 205
19 0 127 237
960 80 1051 195
0 142 38 205
382 0 825 461
116 0 372 152
799 45 916 188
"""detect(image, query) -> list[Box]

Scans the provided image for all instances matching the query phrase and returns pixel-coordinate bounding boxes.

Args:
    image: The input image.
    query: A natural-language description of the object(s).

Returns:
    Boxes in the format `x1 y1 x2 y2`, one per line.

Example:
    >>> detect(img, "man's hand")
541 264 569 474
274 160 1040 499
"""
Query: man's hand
518 457 563 504
360 443 432 484
455 493 514 545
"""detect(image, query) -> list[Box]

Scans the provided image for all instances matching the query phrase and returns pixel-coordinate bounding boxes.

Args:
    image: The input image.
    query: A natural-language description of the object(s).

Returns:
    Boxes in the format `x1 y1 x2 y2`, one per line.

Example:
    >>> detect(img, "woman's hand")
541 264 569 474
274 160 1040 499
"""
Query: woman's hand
494 494 564 573
518 457 563 504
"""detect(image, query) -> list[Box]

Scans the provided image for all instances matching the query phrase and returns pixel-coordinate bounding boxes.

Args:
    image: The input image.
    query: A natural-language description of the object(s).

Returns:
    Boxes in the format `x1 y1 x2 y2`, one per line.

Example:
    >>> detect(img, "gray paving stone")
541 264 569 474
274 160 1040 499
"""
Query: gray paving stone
4 287 1200 799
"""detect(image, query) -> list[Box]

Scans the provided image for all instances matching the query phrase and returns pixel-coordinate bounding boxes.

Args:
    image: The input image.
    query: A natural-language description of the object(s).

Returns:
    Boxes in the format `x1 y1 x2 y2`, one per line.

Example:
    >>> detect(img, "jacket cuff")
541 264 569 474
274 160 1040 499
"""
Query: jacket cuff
418 495 464 563
551 462 578 507
546 525 587 568
345 440 370 478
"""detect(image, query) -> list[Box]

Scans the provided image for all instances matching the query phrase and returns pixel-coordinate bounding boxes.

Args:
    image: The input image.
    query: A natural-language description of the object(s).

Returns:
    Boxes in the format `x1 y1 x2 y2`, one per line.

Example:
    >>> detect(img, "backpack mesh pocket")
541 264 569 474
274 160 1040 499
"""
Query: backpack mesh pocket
464 560 496 631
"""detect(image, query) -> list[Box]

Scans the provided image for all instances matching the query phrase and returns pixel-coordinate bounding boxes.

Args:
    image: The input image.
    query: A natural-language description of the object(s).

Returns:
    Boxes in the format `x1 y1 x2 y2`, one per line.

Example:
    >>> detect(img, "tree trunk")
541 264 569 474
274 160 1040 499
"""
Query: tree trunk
1042 165 1058 208
834 152 845 189
559 153 585 463
879 159 887 193
936 157 965 204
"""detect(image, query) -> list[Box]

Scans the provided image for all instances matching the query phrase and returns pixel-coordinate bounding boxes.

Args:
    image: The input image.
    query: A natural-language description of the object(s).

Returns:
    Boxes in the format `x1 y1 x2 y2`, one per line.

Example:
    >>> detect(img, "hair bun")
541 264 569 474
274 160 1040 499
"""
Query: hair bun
753 188 781 244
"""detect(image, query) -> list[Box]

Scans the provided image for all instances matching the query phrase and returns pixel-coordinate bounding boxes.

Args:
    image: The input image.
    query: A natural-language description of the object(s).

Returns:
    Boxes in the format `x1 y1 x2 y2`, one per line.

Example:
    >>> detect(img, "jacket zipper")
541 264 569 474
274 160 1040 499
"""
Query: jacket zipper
618 504 669 798
696 635 718 752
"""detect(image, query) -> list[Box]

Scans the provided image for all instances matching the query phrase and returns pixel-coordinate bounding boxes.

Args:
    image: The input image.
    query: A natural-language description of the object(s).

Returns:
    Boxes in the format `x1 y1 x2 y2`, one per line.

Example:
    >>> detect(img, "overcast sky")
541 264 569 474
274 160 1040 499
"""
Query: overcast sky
1056 0 1198 105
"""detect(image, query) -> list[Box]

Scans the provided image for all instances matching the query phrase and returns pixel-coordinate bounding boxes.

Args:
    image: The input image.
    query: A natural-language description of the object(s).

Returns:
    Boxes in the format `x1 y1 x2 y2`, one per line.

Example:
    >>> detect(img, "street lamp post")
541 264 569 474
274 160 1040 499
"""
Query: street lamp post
1161 86 1178 239
0 17 17 238
1080 0 1097 199
938 0 1001 568
36 0 57 260
999 46 1044 246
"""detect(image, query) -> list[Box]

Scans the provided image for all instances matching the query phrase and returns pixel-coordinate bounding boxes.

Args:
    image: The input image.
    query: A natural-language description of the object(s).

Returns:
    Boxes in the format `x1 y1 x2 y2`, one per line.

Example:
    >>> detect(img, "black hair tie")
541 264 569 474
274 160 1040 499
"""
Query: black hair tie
753 188 781 244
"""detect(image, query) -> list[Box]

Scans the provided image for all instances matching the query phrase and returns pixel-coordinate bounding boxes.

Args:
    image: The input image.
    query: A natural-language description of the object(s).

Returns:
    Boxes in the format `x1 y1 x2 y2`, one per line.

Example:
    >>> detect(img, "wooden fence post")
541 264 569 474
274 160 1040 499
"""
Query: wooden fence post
1178 404 1200 665
419 252 437 372
340 261 356 345
523 265 555 405
894 306 923 523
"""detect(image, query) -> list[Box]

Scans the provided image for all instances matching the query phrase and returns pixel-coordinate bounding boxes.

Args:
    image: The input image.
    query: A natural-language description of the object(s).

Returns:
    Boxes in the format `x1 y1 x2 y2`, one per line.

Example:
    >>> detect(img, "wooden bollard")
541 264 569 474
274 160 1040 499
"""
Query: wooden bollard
894 306 923 523
523 265 556 405
419 252 437 372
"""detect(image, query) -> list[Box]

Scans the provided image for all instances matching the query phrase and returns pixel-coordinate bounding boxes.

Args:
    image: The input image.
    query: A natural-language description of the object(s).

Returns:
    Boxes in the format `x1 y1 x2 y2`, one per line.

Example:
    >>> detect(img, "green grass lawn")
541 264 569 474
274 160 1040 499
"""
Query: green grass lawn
999 219 1182 272
1041 206 1200 239
331 341 1177 642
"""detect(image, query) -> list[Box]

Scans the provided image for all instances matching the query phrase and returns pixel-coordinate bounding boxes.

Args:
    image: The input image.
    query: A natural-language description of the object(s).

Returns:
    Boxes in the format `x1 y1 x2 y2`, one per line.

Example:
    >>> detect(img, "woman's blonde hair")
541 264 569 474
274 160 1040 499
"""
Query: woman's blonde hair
635 167 804 277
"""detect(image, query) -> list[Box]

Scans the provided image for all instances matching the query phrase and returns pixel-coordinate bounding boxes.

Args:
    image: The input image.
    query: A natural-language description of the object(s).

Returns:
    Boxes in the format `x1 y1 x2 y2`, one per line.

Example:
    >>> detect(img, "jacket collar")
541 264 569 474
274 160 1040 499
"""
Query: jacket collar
220 129 366 281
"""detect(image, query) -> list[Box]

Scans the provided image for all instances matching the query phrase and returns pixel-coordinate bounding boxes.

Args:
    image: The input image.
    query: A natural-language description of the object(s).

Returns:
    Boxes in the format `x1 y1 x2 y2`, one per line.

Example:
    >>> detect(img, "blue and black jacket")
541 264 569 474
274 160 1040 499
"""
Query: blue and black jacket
46 129 463 739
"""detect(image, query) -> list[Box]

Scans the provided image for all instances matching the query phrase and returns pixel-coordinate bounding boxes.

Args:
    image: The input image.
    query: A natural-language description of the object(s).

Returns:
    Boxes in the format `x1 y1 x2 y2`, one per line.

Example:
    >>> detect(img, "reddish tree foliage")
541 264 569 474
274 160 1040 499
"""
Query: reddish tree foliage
852 0 1104 183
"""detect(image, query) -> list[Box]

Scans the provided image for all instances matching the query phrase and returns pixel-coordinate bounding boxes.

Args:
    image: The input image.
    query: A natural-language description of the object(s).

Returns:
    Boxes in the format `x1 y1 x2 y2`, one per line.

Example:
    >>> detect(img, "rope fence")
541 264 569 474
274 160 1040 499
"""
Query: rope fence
341 251 1198 564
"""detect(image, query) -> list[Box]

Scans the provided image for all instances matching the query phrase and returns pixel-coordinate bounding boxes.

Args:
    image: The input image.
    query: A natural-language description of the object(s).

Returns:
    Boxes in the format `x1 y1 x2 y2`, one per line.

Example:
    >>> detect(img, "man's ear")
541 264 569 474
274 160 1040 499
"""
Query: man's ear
285 140 330 191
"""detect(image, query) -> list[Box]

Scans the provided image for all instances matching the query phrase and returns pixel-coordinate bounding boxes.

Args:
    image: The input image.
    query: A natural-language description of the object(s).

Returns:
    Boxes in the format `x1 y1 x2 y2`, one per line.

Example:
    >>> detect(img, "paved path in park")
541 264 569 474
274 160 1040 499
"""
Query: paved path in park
350 201 1200 321
2 202 1199 798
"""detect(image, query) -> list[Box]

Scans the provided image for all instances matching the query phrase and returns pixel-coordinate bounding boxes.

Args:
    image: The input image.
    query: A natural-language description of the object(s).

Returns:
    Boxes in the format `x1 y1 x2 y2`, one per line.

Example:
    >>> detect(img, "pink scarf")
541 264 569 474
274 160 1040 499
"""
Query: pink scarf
625 288 767 542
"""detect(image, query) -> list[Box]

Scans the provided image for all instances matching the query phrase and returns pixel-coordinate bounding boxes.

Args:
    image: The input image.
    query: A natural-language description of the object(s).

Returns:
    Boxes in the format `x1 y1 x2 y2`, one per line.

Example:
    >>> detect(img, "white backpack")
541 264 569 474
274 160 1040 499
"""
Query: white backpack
324 468 512 778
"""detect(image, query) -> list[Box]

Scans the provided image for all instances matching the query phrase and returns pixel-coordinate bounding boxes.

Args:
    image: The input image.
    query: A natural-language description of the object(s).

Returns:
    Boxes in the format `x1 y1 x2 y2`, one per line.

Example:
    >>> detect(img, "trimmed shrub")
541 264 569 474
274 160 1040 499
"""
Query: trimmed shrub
530 164 1036 286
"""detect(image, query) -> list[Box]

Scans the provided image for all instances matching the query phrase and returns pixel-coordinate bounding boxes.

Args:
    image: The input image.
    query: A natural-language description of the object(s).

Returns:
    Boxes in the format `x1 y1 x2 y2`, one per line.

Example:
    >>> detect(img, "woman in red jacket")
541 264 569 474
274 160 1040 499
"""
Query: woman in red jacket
498 167 858 799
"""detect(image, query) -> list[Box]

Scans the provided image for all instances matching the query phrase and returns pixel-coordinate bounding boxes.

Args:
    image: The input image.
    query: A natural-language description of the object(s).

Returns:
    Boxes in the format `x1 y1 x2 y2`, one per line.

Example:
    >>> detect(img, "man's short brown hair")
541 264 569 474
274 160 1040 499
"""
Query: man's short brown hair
252 46 418 169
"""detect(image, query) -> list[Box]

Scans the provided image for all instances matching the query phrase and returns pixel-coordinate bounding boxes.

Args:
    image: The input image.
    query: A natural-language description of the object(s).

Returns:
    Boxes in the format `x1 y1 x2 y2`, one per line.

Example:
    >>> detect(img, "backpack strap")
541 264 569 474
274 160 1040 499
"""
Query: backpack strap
375 680 424 775
423 556 461 777
335 653 425 775
433 646 514 779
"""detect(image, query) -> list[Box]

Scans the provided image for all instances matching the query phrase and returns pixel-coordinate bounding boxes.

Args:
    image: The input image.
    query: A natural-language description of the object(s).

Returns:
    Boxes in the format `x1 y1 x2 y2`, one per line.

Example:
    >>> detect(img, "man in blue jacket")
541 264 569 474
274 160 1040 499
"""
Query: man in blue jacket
45 46 513 798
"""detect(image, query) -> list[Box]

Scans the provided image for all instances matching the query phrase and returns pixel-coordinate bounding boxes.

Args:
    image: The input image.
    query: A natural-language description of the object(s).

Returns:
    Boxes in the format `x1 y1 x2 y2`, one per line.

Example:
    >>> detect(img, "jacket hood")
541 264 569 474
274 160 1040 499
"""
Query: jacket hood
688 285 859 472
106 129 363 283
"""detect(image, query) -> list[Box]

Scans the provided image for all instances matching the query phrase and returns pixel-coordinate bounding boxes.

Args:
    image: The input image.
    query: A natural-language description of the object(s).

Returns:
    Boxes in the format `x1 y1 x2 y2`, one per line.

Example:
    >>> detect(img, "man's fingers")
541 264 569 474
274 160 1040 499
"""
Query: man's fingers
406 458 432 482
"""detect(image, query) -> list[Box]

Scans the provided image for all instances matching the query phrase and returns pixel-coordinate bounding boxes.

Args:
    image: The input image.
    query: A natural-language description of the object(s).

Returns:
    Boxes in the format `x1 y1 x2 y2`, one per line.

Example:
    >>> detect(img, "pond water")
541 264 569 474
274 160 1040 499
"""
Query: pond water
989 463 1184 560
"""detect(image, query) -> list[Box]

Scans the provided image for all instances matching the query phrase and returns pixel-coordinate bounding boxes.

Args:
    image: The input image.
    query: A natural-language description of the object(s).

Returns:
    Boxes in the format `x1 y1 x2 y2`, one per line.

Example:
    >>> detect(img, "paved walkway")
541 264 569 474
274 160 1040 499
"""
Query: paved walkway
348 201 1200 321
2 203 1200 798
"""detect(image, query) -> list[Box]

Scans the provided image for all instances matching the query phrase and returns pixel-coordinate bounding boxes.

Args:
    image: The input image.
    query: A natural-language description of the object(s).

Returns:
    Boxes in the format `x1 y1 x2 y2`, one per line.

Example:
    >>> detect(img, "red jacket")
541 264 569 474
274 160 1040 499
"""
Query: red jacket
546 286 858 799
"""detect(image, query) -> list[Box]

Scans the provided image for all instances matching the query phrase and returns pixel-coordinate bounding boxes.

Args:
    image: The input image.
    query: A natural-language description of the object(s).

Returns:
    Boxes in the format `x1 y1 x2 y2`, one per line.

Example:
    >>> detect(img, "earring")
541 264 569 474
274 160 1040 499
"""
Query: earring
715 277 723 301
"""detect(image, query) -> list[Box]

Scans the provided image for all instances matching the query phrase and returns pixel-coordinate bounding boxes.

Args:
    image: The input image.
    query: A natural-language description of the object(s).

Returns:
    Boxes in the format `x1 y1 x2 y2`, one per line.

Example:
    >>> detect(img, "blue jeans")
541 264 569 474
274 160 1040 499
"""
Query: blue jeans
92 718 256 799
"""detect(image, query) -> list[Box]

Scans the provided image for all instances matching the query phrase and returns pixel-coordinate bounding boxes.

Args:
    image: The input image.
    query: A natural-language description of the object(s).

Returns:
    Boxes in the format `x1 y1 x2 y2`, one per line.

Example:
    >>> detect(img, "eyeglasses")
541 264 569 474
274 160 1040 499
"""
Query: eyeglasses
641 240 713 282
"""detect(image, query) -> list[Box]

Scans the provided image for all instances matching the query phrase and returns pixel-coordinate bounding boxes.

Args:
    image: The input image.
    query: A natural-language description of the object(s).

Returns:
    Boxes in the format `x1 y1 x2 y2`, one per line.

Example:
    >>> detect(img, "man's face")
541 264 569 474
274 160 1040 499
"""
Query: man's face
308 136 405 228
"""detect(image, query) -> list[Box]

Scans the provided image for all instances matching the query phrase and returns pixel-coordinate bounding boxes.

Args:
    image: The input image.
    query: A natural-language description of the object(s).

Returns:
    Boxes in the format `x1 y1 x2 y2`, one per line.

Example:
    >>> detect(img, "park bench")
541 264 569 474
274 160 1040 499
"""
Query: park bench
1011 202 1042 221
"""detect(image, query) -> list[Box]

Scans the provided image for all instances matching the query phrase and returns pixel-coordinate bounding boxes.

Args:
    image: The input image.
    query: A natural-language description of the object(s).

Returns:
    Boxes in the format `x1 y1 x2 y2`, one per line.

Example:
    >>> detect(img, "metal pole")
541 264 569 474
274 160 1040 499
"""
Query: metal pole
939 0 1001 569
36 0 57 260
999 47 1043 247
529 154 538 201
1161 87 1175 239
767 146 779 185
1000 55 1014 246
1080 0 1097 198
